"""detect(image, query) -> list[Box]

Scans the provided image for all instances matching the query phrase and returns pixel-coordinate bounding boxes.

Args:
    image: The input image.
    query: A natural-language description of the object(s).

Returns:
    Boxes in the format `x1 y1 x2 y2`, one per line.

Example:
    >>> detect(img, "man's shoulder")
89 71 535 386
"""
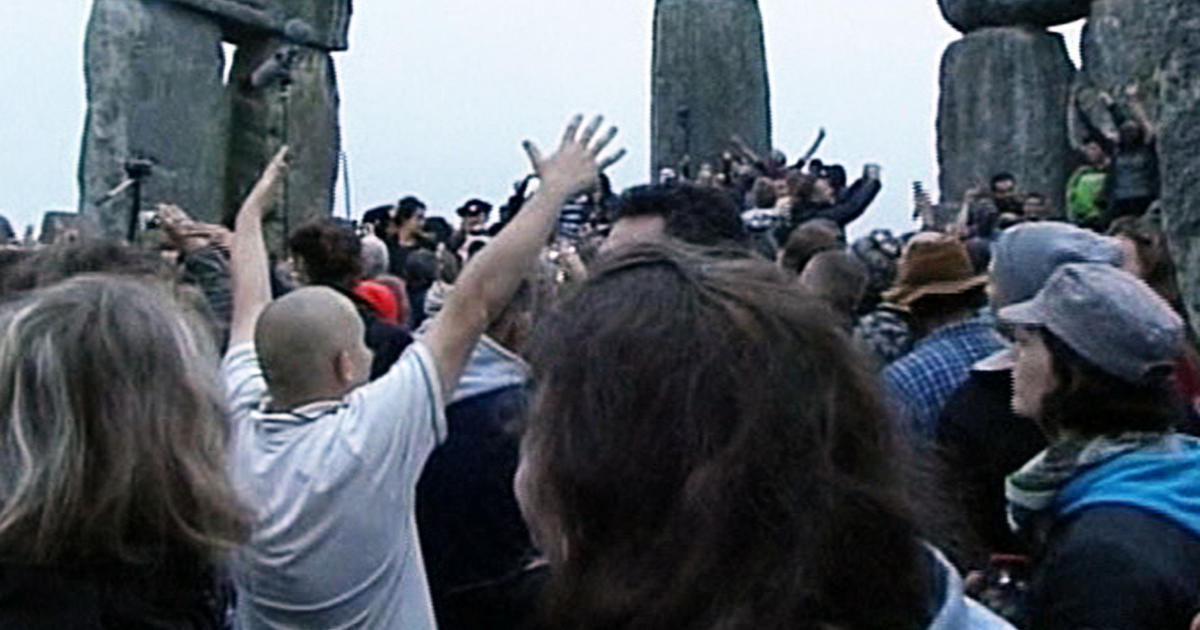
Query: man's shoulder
886 341 950 378
223 343 268 409
348 340 448 445
937 319 1004 355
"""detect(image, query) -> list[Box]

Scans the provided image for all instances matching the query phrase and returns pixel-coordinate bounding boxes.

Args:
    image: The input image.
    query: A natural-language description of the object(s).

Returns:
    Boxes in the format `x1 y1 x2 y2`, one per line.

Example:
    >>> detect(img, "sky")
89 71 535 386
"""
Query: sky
0 1 1082 239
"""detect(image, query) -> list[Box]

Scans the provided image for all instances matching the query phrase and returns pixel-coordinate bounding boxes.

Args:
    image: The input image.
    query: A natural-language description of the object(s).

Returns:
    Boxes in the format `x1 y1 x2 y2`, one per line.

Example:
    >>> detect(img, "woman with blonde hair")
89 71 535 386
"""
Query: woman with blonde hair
0 275 248 628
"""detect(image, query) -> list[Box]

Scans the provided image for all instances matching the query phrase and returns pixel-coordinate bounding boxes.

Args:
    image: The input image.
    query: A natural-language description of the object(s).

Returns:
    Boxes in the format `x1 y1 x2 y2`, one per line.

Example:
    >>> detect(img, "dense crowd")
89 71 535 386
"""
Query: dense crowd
0 106 1197 630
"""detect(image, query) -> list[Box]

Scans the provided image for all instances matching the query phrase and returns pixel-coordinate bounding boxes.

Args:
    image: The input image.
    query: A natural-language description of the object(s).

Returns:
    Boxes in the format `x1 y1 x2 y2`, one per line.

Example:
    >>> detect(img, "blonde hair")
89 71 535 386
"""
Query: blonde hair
0 275 248 565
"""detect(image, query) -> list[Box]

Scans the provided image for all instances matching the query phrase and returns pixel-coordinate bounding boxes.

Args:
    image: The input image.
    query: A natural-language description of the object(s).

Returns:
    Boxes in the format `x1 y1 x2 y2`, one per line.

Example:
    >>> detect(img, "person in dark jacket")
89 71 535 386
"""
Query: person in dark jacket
417 275 549 630
387 196 433 277
1000 263 1200 630
404 249 440 330
1100 86 1159 224
791 163 882 229
937 223 1125 567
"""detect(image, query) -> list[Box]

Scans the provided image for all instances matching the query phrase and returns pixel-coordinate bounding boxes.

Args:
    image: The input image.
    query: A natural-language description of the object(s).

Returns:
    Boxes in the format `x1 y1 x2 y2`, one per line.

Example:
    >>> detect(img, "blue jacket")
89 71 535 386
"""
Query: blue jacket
1027 436 1200 629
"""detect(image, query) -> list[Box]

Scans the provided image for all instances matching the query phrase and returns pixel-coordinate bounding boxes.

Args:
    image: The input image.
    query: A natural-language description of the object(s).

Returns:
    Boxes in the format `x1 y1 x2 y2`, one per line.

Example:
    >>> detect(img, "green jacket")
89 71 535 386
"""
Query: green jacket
1066 166 1107 228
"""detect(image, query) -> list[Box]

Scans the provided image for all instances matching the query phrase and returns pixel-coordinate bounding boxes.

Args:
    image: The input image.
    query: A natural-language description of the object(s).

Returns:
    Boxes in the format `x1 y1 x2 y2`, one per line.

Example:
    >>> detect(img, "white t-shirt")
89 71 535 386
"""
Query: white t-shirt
223 341 446 629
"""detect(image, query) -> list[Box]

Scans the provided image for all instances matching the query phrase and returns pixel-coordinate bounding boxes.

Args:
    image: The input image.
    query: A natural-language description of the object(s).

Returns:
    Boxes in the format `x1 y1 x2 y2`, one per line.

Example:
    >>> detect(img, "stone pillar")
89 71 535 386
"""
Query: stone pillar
78 0 350 246
79 0 229 235
1069 0 1173 147
937 27 1075 206
1158 2 1200 337
651 0 771 179
224 41 341 254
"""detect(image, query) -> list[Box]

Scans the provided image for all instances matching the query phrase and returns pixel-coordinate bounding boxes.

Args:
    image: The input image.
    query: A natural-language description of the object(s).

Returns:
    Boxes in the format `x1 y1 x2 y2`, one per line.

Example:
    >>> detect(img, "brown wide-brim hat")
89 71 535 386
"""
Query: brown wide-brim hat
882 232 987 307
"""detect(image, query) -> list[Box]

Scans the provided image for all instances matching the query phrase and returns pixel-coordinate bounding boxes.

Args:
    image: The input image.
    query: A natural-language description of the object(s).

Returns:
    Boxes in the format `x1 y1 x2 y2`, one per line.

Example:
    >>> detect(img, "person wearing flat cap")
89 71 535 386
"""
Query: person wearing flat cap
449 199 494 255
1001 263 1200 630
882 233 1005 439
936 222 1126 566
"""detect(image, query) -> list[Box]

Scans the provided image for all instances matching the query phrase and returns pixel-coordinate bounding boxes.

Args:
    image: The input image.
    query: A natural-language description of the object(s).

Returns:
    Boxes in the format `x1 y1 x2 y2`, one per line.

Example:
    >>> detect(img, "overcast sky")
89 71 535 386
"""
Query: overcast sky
0 1 1081 238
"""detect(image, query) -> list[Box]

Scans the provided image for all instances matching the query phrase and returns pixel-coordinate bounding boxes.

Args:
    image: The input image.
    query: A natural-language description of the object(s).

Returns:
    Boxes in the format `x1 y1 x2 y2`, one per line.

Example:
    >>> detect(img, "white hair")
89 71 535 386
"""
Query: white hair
360 234 390 279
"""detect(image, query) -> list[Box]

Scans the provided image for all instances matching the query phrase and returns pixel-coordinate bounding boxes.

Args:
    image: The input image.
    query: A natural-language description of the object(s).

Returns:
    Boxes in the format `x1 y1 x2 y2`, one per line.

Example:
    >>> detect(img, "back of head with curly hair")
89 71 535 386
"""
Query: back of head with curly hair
288 219 364 292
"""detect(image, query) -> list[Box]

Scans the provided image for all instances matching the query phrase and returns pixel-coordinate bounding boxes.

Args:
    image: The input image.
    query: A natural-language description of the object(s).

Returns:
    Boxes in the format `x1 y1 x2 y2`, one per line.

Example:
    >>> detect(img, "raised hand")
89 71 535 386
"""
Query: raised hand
522 116 624 200
228 145 288 348
238 146 290 221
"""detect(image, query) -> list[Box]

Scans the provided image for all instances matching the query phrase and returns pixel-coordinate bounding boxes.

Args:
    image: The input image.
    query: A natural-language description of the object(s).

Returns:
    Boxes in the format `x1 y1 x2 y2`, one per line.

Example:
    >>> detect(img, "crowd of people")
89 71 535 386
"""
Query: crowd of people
0 105 1197 630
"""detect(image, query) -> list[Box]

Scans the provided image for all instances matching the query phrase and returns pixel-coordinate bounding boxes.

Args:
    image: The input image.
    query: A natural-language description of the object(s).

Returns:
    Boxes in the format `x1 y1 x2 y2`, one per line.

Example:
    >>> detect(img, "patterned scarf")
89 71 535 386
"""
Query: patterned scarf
1005 432 1172 541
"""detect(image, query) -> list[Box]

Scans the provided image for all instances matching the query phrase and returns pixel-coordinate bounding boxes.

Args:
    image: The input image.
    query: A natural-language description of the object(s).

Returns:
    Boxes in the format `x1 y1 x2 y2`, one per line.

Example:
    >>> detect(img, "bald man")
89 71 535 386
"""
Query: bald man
254 287 374 409
223 118 626 630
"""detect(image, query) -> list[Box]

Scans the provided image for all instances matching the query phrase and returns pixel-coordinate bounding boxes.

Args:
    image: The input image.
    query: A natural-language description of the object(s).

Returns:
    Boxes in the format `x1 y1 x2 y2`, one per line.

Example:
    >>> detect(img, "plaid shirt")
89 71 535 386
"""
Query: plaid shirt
884 314 1006 440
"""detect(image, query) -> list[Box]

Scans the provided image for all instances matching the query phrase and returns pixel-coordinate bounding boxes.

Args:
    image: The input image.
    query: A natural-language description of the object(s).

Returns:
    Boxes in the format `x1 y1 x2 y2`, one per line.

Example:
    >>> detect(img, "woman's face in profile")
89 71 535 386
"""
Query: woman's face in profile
1011 326 1056 426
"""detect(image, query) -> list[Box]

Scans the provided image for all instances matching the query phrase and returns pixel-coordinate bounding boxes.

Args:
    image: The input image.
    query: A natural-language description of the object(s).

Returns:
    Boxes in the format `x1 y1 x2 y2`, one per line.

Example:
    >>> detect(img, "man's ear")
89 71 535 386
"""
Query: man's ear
334 349 355 387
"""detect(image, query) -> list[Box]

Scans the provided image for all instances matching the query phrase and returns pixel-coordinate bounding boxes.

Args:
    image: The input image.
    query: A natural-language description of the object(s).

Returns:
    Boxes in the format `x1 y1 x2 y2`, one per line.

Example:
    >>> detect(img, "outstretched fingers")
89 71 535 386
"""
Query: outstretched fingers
560 115 584 150
598 148 628 172
522 140 545 172
579 115 604 146
590 125 619 157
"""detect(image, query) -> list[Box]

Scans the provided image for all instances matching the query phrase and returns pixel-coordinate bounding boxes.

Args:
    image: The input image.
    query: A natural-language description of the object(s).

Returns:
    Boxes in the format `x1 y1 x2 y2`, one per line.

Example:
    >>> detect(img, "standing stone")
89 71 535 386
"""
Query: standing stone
651 0 771 179
166 0 352 50
937 27 1075 207
938 0 1091 34
79 0 230 235
1081 0 1172 97
1070 0 1173 145
224 41 341 253
1158 2 1200 337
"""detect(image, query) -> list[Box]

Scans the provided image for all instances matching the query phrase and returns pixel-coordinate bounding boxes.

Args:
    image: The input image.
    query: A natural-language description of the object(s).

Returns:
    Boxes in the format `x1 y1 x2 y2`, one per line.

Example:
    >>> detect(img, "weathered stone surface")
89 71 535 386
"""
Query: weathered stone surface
224 41 341 253
937 27 1075 207
79 0 230 237
79 0 346 247
651 0 771 180
167 0 352 51
1070 0 1173 145
938 0 1091 33
1158 2 1200 338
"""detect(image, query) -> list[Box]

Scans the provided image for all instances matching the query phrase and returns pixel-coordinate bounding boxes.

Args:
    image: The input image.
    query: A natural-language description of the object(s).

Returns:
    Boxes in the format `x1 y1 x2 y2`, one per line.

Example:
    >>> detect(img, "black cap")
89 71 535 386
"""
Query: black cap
456 199 493 218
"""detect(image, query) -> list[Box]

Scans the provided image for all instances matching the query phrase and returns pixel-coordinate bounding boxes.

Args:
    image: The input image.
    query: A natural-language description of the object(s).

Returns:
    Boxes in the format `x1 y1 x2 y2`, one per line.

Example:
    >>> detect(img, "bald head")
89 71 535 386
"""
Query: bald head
256 287 372 408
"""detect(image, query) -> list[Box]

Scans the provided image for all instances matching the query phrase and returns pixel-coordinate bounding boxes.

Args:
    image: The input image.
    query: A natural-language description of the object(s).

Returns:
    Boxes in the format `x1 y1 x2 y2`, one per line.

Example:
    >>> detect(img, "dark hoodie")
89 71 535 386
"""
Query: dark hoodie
416 337 535 629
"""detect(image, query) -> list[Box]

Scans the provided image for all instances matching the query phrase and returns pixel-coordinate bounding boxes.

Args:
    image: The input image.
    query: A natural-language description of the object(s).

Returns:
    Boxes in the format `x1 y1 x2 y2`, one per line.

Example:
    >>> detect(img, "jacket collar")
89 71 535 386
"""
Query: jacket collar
450 335 531 405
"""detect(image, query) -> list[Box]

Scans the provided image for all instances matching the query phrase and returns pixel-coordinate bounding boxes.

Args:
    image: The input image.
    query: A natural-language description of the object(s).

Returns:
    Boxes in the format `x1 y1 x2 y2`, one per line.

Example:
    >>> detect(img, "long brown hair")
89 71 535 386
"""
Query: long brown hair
521 244 930 630
0 275 249 566
1108 216 1183 309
